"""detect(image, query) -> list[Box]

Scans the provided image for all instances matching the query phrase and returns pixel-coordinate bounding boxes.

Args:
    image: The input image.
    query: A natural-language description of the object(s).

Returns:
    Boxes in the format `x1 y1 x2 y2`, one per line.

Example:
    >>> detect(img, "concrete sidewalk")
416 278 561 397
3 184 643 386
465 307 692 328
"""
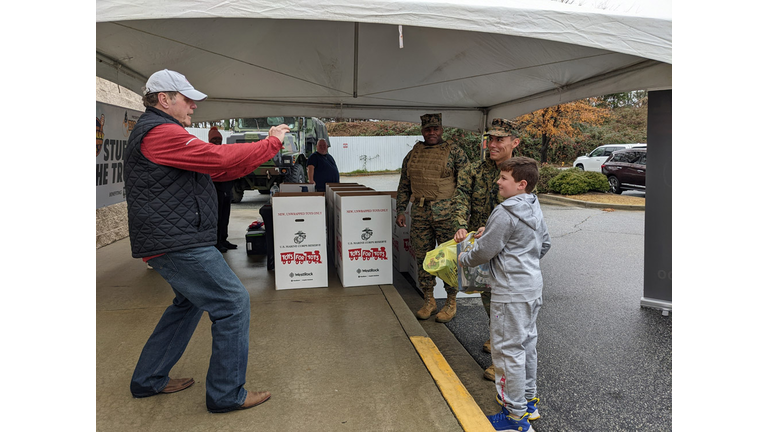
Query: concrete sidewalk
96 210 493 431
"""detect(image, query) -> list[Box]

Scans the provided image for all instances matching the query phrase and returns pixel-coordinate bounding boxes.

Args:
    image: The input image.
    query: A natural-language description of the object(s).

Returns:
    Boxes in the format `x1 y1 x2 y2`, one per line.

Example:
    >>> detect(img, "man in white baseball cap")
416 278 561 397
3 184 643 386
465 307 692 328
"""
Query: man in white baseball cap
145 69 208 101
126 69 290 413
141 69 207 127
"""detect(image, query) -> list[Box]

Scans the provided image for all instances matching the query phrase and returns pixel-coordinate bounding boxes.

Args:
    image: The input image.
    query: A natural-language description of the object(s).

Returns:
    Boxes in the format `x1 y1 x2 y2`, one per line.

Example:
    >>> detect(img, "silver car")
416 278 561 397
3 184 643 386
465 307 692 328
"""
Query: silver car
573 143 646 172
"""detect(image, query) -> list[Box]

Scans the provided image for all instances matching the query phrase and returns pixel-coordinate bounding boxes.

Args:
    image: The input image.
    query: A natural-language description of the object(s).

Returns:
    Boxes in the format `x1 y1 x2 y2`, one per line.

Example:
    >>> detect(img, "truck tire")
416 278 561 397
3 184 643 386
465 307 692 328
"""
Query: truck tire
231 186 244 203
286 164 306 183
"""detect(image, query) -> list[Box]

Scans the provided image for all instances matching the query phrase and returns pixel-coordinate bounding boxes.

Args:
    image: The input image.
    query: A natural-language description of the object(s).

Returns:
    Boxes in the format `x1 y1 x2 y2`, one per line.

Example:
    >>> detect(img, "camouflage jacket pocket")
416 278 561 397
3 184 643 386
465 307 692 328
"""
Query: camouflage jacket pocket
430 198 453 221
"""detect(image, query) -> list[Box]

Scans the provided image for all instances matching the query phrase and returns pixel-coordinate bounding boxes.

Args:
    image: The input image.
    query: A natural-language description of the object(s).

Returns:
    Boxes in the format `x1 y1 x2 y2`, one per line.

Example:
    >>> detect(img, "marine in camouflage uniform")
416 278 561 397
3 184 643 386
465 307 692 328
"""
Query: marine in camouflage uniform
452 118 520 380
454 154 503 234
396 113 468 323
454 118 522 247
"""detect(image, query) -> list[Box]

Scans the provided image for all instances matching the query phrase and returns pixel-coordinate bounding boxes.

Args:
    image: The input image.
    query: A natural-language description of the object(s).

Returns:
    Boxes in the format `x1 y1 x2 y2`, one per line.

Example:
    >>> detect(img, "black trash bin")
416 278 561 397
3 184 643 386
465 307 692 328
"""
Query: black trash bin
245 229 268 255
258 204 275 271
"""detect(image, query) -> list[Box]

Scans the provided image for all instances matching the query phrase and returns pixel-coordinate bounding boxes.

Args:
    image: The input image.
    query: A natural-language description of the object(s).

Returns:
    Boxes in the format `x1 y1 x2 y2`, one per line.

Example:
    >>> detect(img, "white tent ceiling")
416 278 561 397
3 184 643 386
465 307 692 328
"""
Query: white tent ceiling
96 0 671 131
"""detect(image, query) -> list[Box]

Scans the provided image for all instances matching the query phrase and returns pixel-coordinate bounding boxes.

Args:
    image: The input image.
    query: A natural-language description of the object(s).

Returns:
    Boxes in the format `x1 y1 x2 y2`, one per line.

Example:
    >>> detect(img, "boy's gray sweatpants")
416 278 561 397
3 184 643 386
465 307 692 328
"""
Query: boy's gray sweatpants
491 296 543 417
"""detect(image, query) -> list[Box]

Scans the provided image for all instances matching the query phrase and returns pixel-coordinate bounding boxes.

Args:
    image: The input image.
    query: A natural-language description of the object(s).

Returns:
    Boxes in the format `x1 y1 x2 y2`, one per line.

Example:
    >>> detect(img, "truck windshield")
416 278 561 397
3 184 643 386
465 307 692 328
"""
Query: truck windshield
237 117 299 132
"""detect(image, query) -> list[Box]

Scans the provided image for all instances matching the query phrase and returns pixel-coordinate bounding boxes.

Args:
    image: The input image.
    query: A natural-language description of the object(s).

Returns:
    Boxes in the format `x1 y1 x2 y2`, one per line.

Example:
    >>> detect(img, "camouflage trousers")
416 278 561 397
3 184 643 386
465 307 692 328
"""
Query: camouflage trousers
410 213 458 296
481 291 491 317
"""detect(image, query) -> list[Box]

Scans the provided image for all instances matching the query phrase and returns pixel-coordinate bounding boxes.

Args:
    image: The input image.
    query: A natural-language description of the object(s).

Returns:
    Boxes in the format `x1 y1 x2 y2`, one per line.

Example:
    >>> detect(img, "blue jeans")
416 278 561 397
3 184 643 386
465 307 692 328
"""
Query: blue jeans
130 246 251 412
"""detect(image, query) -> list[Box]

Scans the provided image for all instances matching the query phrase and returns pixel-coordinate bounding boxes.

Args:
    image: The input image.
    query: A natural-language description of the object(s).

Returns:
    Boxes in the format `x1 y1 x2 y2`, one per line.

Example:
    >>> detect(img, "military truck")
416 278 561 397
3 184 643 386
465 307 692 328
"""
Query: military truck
226 116 329 202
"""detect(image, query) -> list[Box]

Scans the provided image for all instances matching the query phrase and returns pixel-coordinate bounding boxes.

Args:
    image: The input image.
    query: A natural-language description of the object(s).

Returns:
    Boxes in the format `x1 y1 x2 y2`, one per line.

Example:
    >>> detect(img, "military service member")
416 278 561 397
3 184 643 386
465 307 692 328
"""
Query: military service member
452 118 521 380
396 113 468 323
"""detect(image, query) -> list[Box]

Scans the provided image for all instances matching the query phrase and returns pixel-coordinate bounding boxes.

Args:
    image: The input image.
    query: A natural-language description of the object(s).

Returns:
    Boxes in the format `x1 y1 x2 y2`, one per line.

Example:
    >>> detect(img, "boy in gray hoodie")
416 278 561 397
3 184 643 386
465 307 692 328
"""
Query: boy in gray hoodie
458 157 551 432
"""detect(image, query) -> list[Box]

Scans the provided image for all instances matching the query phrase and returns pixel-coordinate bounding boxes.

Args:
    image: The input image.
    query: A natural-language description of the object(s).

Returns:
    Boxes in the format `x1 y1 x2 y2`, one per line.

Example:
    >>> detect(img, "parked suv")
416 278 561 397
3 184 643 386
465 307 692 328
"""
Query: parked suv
573 143 645 172
601 147 646 194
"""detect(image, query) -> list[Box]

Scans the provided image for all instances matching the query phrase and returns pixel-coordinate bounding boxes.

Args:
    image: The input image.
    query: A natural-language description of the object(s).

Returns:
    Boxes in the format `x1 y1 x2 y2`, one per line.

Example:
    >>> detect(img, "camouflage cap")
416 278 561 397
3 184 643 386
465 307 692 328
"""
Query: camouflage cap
487 118 518 137
420 113 442 129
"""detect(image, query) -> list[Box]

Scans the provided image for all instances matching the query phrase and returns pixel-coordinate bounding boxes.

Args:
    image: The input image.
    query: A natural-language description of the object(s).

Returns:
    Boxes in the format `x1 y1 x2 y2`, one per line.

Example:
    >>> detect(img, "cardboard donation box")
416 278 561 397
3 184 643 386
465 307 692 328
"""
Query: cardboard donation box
324 183 363 215
325 184 361 235
386 193 410 273
272 193 328 290
325 184 373 265
393 236 413 273
334 192 393 287
325 184 372 218
392 237 407 272
280 183 316 193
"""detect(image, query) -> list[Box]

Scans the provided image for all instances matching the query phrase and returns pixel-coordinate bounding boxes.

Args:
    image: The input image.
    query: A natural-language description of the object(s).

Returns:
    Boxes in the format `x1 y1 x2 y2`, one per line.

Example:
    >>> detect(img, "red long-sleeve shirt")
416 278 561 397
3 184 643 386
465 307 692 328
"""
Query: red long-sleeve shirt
139 123 283 262
142 123 283 181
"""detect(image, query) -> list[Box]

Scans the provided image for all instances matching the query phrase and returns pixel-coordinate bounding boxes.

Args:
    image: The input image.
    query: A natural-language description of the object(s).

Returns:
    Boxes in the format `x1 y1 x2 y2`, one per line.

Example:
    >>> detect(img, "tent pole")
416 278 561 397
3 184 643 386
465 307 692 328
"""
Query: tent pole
353 23 359 99
641 89 672 315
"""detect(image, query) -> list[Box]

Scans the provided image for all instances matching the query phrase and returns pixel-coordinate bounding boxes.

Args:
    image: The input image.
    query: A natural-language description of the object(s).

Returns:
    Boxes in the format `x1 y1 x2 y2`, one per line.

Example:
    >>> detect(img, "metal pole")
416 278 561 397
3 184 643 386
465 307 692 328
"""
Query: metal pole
641 90 672 314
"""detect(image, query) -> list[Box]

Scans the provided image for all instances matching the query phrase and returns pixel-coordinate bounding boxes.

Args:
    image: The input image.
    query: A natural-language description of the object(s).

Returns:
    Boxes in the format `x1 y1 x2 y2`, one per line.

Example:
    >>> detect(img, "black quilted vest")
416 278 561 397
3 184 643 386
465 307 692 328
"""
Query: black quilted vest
125 107 218 258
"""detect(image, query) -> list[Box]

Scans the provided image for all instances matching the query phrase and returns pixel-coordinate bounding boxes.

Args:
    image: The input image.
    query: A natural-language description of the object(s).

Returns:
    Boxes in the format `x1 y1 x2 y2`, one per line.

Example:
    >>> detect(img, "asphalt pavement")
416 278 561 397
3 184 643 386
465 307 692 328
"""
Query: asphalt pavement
440 203 671 431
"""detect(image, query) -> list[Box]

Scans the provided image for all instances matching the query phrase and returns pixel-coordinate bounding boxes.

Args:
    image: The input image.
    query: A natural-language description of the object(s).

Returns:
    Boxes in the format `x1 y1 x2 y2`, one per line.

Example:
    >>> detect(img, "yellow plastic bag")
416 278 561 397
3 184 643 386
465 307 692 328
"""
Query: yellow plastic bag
423 238 459 288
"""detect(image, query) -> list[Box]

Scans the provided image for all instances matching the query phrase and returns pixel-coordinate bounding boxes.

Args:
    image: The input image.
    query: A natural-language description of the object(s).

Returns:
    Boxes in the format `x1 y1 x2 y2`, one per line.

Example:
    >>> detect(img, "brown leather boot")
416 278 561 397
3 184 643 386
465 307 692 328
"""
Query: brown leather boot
160 377 195 394
237 390 271 410
415 288 437 320
435 291 457 323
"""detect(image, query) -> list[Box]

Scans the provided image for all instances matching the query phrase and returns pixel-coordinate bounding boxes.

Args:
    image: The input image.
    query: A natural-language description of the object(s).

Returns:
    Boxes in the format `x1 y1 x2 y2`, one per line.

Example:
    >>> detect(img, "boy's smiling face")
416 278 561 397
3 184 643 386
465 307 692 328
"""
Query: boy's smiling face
497 170 527 199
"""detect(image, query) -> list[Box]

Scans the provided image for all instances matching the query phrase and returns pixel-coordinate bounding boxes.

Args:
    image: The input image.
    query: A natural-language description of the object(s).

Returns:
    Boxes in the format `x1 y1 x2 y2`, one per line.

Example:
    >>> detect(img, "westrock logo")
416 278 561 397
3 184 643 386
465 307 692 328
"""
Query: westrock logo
289 272 314 278
356 268 380 274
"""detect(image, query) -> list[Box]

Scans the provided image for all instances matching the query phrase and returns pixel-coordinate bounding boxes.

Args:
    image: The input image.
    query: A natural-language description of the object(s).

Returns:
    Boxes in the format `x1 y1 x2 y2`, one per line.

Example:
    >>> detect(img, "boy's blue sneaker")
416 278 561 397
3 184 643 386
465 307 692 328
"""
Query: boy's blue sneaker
487 406 534 431
495 394 541 421
526 397 540 420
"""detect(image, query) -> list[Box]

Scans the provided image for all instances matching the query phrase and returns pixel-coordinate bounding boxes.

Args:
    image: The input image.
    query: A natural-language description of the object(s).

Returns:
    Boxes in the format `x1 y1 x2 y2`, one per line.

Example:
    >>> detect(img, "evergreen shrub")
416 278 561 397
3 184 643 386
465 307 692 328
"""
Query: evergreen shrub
548 168 610 195
582 171 610 193
536 164 562 194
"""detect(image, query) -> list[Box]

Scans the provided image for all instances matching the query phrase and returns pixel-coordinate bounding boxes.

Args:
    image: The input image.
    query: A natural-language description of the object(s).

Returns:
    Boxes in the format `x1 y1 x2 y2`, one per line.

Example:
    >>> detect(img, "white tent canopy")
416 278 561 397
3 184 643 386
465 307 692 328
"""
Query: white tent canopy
96 0 671 131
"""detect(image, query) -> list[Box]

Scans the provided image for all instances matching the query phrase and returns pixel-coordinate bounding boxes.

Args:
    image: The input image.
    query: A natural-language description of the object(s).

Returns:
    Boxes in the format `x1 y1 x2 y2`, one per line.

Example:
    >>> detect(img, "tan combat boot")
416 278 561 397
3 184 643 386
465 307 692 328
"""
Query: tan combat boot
483 339 492 353
435 291 457 323
415 288 437 320
483 364 496 381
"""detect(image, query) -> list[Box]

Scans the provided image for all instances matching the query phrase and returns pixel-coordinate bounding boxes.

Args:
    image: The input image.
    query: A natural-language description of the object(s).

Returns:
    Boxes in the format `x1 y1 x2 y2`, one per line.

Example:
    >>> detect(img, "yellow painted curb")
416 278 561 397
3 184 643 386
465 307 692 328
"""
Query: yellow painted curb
410 336 495 432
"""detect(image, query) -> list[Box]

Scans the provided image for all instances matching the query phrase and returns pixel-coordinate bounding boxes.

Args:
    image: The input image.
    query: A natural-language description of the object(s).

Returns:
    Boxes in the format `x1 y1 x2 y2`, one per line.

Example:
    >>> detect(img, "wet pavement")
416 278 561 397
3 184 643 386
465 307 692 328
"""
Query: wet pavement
443 204 672 431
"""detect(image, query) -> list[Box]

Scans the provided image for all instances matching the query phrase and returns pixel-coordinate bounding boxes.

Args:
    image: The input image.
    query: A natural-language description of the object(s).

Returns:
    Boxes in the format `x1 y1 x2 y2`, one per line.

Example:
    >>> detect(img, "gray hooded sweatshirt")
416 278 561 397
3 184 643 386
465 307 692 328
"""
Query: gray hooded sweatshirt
459 193 551 302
